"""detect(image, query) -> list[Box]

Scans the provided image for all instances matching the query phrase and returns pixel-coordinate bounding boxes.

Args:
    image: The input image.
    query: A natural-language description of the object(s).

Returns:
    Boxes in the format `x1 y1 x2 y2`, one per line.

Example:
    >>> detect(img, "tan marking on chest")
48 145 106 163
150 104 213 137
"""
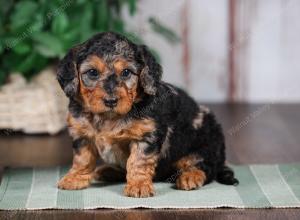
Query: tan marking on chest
94 118 155 142
67 114 156 167
95 118 155 167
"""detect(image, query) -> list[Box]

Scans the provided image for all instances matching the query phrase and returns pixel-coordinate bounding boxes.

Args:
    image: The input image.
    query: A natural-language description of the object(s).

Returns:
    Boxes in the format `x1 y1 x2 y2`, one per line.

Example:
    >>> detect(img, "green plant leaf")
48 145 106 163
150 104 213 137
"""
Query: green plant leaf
33 56 48 71
110 0 122 15
24 56 48 79
80 3 93 41
29 17 44 35
10 1 38 31
2 37 19 50
0 43 3 54
127 0 136 16
15 52 37 73
112 18 124 33
61 29 81 50
0 0 14 26
35 44 57 58
0 0 14 15
33 33 64 57
51 13 68 35
77 0 86 5
123 31 143 44
95 0 109 31
11 42 31 55
148 17 180 44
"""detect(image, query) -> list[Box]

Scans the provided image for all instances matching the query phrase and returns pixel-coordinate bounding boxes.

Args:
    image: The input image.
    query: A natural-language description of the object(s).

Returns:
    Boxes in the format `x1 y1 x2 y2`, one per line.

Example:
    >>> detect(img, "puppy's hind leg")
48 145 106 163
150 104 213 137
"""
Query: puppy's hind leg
174 155 206 190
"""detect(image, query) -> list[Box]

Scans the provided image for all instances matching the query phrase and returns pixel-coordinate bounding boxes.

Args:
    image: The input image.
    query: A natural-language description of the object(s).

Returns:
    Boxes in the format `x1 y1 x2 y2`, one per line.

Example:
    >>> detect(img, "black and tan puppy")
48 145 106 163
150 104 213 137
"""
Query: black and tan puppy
57 32 238 197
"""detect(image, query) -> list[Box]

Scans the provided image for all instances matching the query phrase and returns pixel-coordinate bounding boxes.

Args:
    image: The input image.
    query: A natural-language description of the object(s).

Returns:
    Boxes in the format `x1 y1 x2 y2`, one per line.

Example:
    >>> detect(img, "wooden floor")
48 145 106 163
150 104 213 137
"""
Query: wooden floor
0 104 300 219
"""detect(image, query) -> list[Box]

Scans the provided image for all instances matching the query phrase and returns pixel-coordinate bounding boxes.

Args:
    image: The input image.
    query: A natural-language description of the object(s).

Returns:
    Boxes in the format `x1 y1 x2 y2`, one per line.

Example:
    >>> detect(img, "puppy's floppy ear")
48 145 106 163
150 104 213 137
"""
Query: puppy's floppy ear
138 45 162 95
57 45 82 98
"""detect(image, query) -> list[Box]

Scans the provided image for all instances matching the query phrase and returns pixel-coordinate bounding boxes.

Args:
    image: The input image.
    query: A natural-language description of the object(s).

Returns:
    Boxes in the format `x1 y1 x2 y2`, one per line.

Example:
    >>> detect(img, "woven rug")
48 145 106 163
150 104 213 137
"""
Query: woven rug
0 164 300 210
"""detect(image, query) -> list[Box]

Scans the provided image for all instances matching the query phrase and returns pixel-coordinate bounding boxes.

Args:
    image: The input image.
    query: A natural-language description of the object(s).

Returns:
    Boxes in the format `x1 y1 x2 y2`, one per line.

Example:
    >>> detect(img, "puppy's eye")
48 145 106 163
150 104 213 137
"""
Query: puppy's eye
121 69 132 78
86 69 99 80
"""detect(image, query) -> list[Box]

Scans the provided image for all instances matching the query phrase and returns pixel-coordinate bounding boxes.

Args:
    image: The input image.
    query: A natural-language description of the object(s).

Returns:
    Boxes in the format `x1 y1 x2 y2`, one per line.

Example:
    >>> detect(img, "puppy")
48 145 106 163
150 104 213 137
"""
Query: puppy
56 32 238 197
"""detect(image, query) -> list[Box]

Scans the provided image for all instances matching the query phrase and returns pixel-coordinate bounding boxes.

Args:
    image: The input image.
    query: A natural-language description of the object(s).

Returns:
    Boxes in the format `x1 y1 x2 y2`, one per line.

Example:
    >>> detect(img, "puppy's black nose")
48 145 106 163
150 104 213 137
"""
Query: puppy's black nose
103 98 118 108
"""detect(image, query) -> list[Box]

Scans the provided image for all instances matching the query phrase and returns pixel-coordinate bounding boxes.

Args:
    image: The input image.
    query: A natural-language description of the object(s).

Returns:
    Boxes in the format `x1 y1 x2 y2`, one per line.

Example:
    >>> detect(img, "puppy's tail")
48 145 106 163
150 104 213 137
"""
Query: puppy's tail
216 165 239 186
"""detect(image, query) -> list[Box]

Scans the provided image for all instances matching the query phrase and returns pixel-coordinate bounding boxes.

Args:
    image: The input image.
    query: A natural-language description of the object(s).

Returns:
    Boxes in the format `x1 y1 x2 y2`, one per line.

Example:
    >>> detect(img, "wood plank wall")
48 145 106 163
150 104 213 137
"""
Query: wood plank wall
124 0 300 103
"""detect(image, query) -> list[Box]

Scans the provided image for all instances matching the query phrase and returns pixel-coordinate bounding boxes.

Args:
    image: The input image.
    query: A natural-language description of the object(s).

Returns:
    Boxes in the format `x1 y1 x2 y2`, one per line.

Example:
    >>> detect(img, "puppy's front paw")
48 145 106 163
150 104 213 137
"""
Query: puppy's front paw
124 181 155 198
58 174 91 190
176 169 206 190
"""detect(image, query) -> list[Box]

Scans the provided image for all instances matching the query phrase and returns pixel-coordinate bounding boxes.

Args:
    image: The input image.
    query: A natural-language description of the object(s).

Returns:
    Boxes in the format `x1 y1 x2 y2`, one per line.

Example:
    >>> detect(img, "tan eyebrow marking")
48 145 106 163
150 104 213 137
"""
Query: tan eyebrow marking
79 55 106 74
114 59 137 75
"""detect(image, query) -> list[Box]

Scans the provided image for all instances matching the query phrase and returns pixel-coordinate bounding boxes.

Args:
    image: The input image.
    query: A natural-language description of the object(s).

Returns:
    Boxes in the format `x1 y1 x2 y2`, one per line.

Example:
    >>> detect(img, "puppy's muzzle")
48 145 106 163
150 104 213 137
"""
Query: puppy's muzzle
103 97 118 108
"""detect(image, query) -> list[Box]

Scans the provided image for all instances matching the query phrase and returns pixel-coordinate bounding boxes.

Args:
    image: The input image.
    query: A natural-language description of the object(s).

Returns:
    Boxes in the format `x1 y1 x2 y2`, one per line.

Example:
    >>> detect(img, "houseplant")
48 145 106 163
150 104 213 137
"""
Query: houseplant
0 0 178 134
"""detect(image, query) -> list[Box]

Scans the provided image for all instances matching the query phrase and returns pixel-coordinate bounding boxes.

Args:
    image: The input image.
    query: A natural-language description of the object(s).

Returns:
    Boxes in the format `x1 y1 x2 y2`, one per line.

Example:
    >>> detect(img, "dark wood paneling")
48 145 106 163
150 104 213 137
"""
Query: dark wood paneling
0 130 73 167
1 209 300 220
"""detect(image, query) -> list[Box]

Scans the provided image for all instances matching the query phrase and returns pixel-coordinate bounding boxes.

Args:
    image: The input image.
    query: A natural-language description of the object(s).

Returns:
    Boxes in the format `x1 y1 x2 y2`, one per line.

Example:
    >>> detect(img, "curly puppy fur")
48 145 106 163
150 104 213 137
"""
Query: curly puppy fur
57 32 238 197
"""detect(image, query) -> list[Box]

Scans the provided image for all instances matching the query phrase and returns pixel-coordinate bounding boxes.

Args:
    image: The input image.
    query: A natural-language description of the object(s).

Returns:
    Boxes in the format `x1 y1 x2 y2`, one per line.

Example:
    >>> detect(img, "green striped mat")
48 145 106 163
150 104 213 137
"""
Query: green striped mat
1 164 300 210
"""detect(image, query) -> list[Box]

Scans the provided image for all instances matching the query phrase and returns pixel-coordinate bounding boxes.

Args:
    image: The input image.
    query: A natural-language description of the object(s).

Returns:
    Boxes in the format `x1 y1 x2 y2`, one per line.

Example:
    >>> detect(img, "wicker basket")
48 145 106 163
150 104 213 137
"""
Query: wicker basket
0 67 68 135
